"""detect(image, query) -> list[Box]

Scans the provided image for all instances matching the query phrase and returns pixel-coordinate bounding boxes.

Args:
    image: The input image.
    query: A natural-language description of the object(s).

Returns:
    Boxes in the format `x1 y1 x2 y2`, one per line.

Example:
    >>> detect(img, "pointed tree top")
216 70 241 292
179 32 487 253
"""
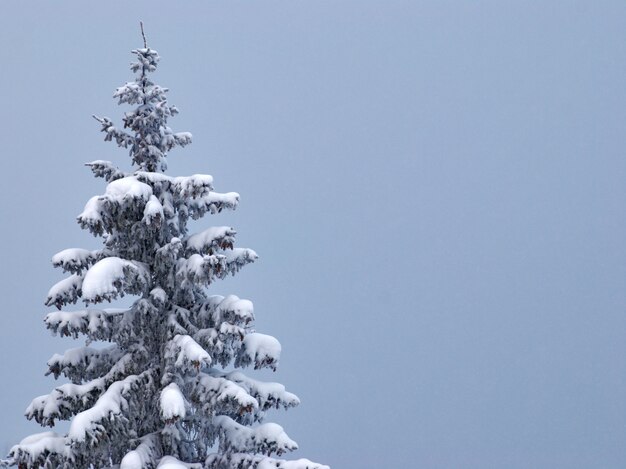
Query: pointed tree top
140 21 148 49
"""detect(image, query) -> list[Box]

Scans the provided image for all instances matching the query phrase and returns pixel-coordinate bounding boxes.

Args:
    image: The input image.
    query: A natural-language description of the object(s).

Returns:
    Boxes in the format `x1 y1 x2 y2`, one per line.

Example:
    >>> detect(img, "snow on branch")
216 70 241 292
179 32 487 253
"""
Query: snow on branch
45 274 83 309
82 257 150 304
209 370 300 413
173 174 214 199
78 176 154 237
223 248 259 276
214 416 298 457
106 176 153 203
27 353 136 426
187 191 239 218
52 248 99 274
194 322 246 368
190 296 257 367
93 115 134 149
160 383 187 423
190 372 258 419
120 432 162 469
175 248 257 287
185 226 236 255
45 308 127 341
196 295 255 329
165 335 211 374
46 344 123 382
205 453 330 469
68 370 154 444
235 333 281 371
8 432 71 469
156 455 201 468
26 378 107 427
143 194 164 228
85 160 127 182
130 47 160 74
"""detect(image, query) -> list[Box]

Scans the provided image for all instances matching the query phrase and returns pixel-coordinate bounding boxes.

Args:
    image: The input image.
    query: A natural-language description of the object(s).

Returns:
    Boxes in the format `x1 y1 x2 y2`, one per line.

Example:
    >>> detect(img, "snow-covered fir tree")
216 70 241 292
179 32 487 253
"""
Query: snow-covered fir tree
5 32 328 469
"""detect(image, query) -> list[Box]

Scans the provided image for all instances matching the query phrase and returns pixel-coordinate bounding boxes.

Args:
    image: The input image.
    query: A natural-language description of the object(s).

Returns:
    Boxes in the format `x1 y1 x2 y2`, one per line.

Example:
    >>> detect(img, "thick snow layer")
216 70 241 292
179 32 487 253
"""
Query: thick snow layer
26 375 109 426
186 226 235 253
174 174 214 197
219 295 254 323
258 458 331 469
216 370 300 410
78 195 104 223
160 383 186 421
46 274 83 308
182 254 208 279
105 176 152 203
206 454 329 469
193 373 258 413
170 335 211 369
48 344 115 365
82 257 148 300
187 191 239 216
204 191 239 206
120 451 143 469
214 416 298 455
46 345 123 383
47 274 83 298
52 248 96 272
143 195 164 222
157 456 201 468
45 308 127 339
18 431 60 447
199 295 255 326
150 287 167 305
10 431 68 461
119 433 160 469
68 374 139 442
241 333 281 367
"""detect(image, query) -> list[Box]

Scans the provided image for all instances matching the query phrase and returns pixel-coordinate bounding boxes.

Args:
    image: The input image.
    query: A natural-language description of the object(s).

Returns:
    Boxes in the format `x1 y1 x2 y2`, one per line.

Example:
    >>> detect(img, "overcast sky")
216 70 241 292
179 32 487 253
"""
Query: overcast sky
1 2 626 468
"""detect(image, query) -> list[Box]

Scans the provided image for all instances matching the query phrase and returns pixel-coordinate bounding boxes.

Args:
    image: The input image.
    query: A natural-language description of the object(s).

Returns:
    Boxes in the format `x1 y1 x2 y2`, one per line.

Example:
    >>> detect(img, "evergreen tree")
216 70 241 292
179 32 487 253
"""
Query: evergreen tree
5 31 328 469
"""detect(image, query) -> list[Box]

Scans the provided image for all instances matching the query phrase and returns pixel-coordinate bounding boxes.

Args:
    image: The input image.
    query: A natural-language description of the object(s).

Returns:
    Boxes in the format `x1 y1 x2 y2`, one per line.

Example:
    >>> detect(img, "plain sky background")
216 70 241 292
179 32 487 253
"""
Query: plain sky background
0 1 625 468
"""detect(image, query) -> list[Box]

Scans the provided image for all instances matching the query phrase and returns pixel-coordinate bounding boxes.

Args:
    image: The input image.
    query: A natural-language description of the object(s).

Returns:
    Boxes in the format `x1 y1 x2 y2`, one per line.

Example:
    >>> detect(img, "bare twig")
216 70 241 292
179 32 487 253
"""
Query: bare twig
140 21 148 48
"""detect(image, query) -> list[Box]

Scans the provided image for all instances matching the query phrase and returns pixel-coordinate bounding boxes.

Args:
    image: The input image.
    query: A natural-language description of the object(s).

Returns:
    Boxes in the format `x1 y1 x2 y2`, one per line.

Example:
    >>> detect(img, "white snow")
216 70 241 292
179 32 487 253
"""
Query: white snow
105 176 152 203
47 344 119 369
78 195 104 223
217 370 300 410
160 383 186 421
260 458 330 469
174 174 214 198
82 257 148 300
51 248 95 271
46 274 83 307
10 431 68 461
150 287 167 305
214 416 298 455
241 333 281 367
169 335 211 370
68 374 139 442
119 433 161 469
219 295 254 323
45 308 127 338
224 248 259 266
120 450 143 469
185 226 235 253
143 194 164 222
194 373 258 412
157 455 201 468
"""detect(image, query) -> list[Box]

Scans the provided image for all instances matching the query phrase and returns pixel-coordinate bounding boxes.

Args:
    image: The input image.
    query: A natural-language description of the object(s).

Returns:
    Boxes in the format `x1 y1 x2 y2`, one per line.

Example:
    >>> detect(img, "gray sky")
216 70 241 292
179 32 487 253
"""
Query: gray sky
1 1 626 468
